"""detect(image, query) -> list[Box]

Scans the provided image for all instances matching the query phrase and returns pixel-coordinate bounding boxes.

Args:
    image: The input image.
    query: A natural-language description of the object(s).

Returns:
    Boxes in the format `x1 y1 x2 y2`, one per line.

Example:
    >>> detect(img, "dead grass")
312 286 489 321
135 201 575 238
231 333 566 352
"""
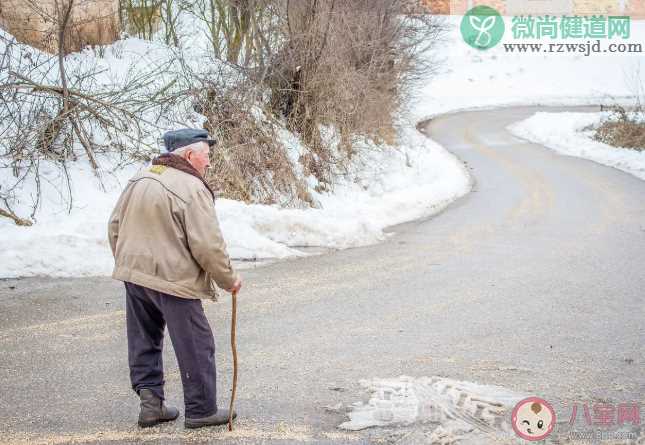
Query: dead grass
594 118 645 151
265 0 445 185
198 87 314 207
594 107 645 151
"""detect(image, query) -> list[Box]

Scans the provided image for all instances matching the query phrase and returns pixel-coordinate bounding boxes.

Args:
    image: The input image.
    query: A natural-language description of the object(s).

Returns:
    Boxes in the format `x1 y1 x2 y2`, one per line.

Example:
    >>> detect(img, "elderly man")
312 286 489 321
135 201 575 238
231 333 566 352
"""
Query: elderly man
108 128 242 429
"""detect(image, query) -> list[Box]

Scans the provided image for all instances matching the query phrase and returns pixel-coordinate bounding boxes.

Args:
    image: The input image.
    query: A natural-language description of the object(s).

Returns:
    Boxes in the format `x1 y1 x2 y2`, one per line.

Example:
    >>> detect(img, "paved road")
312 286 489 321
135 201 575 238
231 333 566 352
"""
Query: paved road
1 106 643 444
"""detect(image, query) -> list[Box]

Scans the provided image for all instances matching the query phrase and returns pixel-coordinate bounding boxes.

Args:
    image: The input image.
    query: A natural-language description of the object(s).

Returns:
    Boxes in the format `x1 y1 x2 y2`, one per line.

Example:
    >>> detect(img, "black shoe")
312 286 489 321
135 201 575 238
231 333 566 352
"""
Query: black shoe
184 409 237 429
137 388 180 428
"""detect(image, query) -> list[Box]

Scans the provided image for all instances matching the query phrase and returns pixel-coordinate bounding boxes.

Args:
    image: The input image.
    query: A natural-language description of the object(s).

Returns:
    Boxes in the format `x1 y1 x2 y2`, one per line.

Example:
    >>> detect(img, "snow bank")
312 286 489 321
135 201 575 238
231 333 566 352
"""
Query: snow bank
0 14 475 278
412 16 645 122
507 112 645 180
3 16 645 278
0 122 471 277
221 126 471 258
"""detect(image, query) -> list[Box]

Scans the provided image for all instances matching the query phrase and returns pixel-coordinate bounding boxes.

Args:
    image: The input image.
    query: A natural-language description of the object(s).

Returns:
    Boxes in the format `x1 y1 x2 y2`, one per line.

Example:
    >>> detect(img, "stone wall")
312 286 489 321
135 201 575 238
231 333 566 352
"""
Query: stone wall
0 0 119 54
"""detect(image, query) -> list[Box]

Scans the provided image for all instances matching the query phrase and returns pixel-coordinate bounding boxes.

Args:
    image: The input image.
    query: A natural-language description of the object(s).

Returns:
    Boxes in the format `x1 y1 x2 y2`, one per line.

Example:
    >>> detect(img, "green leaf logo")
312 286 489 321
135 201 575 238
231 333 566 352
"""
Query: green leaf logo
461 5 505 50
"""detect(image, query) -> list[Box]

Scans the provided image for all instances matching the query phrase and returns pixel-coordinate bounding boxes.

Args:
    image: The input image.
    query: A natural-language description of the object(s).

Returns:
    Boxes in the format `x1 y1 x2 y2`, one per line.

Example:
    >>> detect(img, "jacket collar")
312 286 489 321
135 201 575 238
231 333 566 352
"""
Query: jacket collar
151 153 215 200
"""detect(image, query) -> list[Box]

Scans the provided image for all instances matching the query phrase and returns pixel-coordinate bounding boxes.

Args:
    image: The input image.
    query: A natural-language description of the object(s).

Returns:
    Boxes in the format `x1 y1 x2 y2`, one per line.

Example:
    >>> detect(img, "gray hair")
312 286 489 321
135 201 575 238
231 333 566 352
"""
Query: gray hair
173 141 209 156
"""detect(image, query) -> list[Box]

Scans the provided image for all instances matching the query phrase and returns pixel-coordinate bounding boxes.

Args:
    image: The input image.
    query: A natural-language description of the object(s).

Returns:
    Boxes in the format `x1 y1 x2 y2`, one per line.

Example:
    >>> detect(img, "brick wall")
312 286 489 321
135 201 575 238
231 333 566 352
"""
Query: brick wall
421 0 640 15
626 0 645 17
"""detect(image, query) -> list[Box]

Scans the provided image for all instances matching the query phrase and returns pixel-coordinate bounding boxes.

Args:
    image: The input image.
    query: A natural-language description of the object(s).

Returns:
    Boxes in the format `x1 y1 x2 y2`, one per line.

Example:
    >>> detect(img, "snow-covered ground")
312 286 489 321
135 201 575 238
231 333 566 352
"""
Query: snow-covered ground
508 112 645 180
412 16 645 122
1 16 644 278
0 126 471 277
335 18 645 436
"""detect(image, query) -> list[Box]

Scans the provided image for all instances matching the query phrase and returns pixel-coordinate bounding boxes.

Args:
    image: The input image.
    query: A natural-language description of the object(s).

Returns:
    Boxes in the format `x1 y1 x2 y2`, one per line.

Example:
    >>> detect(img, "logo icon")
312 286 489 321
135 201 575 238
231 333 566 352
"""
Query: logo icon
511 397 556 441
460 5 505 50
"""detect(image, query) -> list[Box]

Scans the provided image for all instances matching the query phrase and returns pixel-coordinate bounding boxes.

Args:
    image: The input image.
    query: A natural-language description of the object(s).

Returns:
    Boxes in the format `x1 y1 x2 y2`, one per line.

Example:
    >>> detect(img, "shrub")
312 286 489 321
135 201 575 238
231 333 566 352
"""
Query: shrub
594 106 645 151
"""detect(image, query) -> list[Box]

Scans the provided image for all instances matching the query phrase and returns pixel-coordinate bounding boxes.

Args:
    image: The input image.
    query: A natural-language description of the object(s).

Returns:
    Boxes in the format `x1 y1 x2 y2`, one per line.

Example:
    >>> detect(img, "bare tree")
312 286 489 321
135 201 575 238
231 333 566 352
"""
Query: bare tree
0 0 446 224
263 0 445 184
0 4 181 223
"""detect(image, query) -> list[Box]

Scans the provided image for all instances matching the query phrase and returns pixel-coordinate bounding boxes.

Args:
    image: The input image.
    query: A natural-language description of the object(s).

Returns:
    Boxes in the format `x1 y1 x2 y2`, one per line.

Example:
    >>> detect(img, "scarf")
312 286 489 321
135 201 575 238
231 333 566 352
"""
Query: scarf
152 153 215 201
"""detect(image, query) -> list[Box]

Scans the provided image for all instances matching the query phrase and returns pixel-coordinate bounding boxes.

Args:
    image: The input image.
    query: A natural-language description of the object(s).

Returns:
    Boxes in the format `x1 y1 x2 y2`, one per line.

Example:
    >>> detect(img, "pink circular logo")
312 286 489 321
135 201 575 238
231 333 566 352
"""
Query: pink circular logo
511 396 556 441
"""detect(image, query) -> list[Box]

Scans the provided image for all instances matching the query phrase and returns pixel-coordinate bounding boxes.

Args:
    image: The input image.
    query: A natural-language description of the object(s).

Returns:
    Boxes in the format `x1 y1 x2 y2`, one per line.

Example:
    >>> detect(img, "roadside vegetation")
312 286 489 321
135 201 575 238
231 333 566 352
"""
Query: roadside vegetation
593 105 645 151
594 74 645 151
0 0 445 224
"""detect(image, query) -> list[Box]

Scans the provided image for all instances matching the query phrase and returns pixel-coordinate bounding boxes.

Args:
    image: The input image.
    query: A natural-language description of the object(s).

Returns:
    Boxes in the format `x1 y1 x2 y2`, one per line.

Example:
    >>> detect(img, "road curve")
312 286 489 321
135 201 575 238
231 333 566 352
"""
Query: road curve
0 106 643 444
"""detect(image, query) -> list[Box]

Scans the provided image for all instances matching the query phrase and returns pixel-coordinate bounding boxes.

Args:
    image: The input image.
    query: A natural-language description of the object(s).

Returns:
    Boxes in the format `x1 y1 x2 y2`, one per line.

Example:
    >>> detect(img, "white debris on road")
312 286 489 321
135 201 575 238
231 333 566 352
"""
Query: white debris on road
338 376 530 444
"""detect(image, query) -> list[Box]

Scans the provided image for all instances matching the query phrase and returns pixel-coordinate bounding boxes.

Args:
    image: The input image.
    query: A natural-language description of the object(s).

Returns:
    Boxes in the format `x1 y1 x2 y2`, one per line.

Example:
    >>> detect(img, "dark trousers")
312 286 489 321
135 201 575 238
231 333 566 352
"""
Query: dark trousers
125 281 217 418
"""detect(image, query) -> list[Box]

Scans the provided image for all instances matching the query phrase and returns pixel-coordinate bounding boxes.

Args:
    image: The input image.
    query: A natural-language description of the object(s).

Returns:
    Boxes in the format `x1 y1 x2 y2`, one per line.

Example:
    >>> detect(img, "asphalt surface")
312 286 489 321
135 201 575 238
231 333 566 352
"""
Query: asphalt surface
0 106 643 445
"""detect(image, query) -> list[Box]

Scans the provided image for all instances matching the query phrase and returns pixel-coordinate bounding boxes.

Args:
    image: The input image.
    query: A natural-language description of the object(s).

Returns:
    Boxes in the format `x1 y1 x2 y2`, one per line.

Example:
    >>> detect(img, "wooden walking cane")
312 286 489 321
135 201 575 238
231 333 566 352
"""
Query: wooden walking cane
228 289 238 431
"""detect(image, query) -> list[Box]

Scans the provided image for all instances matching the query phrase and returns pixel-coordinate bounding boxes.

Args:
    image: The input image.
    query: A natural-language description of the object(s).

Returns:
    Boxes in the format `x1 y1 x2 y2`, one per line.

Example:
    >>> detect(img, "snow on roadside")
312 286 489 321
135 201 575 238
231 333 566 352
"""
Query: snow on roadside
0 22 473 278
411 16 645 123
222 126 472 257
0 123 471 278
507 112 645 180
3 16 645 278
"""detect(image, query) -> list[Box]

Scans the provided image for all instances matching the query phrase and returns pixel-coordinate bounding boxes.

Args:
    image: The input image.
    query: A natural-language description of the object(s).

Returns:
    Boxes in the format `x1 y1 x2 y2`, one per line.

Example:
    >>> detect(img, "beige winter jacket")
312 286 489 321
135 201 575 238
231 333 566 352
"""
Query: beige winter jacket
108 164 238 300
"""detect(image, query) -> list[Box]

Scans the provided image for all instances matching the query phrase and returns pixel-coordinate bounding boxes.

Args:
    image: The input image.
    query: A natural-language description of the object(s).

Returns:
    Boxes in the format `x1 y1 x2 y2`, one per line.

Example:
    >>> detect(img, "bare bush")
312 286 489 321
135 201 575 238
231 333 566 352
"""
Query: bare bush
265 0 446 184
0 6 182 223
185 64 312 207
0 0 445 223
594 69 645 151
594 105 645 151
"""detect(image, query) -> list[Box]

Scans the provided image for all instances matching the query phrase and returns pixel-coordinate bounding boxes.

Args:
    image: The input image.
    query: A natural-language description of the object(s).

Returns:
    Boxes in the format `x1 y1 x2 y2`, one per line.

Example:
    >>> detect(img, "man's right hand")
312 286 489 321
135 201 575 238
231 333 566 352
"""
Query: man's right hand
228 278 242 294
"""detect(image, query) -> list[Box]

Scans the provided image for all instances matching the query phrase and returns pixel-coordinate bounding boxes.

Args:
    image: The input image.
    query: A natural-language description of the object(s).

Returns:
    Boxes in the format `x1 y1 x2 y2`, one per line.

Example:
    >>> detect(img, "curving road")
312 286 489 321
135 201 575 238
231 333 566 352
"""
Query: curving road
0 106 643 444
